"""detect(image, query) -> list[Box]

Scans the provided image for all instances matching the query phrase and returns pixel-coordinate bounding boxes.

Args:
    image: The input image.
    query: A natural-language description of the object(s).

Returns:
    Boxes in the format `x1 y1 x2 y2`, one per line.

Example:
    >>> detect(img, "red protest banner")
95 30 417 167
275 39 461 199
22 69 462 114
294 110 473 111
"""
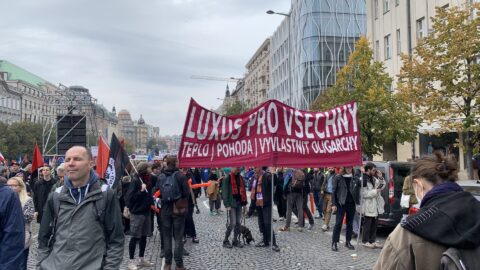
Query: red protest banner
179 99 362 168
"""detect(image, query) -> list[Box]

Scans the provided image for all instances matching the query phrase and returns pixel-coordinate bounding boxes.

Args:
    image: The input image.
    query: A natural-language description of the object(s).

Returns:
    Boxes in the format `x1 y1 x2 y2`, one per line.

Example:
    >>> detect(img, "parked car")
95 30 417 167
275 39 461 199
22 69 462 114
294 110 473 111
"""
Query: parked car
366 161 413 228
408 179 480 215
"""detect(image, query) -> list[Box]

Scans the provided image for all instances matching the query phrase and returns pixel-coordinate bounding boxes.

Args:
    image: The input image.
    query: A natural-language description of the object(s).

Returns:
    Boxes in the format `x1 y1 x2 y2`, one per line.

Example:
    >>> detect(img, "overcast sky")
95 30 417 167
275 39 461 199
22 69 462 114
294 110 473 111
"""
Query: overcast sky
0 0 290 135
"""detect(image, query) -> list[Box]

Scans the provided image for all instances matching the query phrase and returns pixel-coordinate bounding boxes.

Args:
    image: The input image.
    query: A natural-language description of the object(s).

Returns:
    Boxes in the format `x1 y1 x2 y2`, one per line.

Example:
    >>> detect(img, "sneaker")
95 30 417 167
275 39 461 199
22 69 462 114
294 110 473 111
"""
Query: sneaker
255 242 269 248
321 224 329 231
362 242 375 249
210 211 214 216
278 217 285 221
307 224 314 230
137 258 154 267
373 242 383 248
297 227 303 232
223 240 233 248
278 226 290 232
127 260 138 270
192 237 199 244
272 244 281 252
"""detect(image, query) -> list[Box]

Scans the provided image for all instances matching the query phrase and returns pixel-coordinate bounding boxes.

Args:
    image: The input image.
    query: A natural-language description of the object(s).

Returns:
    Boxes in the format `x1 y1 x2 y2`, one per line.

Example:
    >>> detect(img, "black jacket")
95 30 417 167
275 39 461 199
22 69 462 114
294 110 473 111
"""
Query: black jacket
403 190 480 249
33 177 57 222
332 174 360 206
127 175 154 215
304 170 313 194
259 172 273 207
312 172 324 192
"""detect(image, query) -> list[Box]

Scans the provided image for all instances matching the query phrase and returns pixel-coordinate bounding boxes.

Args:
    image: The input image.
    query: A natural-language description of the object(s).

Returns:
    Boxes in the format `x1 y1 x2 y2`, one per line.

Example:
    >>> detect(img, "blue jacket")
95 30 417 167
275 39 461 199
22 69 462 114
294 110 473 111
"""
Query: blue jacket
0 184 25 270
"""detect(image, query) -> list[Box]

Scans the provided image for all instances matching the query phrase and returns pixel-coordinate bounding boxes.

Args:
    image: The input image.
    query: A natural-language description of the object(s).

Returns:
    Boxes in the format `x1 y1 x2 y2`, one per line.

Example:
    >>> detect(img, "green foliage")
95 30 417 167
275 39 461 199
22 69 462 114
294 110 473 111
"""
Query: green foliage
398 3 480 176
311 36 420 159
0 121 54 161
223 100 248 116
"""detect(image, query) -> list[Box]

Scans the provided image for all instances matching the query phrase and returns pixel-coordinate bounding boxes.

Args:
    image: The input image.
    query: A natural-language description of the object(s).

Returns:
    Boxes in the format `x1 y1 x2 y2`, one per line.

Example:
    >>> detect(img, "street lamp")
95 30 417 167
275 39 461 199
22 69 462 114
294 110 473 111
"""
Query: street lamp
266 9 293 107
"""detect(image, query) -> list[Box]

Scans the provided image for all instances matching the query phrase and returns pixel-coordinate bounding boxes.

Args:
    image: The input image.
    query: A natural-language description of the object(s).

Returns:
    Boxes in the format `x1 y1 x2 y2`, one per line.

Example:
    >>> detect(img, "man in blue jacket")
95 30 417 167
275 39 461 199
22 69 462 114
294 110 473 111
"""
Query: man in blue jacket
0 176 25 270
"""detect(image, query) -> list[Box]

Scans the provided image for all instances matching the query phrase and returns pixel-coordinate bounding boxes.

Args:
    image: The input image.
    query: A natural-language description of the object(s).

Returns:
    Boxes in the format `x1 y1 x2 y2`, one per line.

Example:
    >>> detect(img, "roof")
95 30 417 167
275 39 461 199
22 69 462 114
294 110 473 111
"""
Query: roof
0 60 49 87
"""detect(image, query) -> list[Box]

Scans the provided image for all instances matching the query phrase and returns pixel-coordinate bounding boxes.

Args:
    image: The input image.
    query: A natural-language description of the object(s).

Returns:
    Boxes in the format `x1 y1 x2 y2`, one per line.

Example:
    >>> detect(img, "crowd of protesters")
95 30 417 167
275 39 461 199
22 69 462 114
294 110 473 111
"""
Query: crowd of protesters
1 146 479 270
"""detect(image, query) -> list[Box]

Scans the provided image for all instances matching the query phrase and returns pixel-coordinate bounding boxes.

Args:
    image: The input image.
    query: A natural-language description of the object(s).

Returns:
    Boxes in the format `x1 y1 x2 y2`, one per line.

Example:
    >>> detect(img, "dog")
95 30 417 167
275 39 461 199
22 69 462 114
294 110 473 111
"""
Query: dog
239 225 254 245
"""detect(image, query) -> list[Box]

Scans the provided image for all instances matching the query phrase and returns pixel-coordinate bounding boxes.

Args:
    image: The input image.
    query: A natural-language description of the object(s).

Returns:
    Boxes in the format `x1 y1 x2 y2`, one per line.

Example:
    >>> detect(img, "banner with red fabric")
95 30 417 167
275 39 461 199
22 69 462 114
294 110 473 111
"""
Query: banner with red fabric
179 99 362 168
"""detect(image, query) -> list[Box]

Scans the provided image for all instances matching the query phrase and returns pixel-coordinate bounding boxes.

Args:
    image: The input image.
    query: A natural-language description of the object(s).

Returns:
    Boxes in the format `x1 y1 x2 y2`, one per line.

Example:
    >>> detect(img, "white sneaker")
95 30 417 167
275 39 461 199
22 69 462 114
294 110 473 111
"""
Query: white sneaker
321 224 328 231
278 217 285 221
127 259 138 270
373 242 383 248
307 224 314 230
137 258 154 267
362 242 375 249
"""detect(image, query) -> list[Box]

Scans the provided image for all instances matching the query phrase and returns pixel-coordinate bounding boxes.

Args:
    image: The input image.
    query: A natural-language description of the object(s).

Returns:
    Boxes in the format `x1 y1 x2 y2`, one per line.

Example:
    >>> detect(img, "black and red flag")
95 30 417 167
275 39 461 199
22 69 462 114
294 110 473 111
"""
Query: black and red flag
105 133 129 189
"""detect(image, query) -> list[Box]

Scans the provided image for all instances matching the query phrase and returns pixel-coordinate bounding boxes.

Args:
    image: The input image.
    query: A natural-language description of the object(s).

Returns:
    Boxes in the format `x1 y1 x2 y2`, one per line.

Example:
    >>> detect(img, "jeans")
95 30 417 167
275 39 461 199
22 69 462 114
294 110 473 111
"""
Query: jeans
362 216 378 244
332 202 356 243
286 192 303 228
352 211 360 235
257 205 276 245
209 198 221 211
225 207 242 241
161 212 186 267
313 190 323 216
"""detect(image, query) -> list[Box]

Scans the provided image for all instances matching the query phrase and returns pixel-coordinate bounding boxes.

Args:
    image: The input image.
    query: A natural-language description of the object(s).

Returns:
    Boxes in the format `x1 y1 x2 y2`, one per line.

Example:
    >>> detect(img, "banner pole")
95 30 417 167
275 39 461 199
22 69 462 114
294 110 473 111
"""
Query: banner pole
357 172 364 246
271 170 274 251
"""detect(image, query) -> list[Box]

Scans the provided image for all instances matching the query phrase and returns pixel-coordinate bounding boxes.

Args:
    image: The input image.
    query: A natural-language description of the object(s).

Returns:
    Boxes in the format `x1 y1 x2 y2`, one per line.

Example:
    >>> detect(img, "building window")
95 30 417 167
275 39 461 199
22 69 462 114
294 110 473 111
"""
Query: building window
384 34 391 59
396 0 399 6
375 40 380 60
383 0 390 13
396 29 401 55
375 0 379 19
417 17 425 40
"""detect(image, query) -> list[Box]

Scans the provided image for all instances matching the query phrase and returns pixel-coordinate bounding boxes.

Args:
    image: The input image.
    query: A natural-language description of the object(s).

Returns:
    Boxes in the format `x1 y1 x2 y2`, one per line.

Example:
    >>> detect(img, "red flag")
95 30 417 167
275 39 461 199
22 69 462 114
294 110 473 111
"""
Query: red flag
0 151 5 164
32 143 44 172
96 136 110 179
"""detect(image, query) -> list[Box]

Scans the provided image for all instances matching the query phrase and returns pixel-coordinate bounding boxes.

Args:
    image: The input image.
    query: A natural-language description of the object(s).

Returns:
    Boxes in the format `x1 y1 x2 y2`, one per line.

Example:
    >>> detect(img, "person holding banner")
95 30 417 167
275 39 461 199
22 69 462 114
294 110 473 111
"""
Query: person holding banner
331 167 360 251
252 167 280 252
221 167 248 248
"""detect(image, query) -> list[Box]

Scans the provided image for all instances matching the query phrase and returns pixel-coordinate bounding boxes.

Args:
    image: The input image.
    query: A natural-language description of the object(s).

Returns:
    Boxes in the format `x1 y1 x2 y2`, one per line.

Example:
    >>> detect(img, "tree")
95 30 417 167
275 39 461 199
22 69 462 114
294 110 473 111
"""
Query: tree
398 4 480 177
0 121 55 162
311 36 420 160
223 100 248 116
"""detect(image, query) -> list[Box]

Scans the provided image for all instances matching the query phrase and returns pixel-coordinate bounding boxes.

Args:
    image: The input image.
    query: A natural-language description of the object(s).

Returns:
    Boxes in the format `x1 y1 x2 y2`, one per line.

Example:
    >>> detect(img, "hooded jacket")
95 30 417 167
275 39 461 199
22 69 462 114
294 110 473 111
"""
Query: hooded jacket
374 188 480 270
37 170 124 270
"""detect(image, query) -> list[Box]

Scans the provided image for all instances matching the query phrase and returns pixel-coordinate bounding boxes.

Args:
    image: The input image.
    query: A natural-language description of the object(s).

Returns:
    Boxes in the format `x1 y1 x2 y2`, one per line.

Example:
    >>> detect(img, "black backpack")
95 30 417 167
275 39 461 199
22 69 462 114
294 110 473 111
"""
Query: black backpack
440 246 480 270
158 171 181 203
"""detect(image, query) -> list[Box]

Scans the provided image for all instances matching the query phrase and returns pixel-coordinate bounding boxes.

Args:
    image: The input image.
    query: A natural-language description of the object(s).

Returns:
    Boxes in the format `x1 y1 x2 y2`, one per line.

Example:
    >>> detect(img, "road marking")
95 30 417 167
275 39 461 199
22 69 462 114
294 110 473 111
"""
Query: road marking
202 200 209 209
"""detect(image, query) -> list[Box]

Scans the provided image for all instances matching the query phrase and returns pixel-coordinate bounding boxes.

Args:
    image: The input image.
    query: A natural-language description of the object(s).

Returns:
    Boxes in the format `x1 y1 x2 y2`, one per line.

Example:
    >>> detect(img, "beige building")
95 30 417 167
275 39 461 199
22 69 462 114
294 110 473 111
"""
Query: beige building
366 0 473 176
244 39 270 108
117 109 156 154
0 60 59 124
0 78 22 124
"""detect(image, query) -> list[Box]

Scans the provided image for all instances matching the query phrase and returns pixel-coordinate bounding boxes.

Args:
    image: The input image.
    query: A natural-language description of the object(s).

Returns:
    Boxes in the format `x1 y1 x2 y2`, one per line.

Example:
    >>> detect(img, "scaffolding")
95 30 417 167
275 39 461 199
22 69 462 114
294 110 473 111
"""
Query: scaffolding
42 84 98 156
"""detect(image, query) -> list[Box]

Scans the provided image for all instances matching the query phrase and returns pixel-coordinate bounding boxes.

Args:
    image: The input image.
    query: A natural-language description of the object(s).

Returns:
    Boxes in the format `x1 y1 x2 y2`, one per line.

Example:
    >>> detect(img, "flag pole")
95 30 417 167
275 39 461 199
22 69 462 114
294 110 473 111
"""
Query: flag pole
271 169 274 251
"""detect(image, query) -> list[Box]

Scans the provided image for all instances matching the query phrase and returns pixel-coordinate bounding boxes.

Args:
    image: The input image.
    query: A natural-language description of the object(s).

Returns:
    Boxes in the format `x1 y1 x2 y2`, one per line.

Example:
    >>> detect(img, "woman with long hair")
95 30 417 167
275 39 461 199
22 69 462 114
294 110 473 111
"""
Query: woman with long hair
7 176 35 270
374 152 480 269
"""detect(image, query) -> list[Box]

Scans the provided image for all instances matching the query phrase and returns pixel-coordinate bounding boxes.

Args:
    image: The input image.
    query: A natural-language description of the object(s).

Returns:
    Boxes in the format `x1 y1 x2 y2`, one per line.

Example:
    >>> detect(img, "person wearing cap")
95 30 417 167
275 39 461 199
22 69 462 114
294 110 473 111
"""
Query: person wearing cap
33 165 57 223
8 161 21 179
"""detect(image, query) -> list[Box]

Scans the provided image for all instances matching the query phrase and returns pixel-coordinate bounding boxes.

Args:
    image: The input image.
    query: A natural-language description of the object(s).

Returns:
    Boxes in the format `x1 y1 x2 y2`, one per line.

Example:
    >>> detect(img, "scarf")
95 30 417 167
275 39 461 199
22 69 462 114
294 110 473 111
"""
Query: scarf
251 175 264 207
420 181 463 208
230 172 247 203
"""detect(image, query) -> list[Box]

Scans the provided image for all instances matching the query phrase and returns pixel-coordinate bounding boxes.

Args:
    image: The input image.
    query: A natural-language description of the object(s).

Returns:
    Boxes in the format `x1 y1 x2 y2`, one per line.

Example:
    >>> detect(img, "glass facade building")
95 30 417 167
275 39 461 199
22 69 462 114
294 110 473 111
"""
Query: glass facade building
269 0 366 110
